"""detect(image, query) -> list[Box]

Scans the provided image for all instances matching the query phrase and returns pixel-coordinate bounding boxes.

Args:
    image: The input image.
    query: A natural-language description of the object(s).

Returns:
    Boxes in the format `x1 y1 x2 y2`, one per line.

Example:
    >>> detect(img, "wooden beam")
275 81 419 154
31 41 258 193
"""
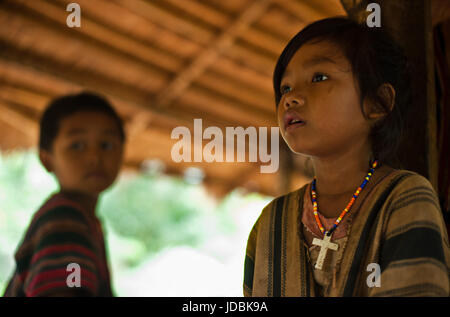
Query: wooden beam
210 57 273 93
0 42 274 130
50 0 283 98
154 0 274 108
75 0 278 76
0 3 168 92
18 0 182 73
55 0 202 60
0 44 169 118
180 86 274 126
311 0 347 17
0 2 276 127
255 6 306 41
276 0 327 23
0 81 174 146
0 102 38 141
160 0 231 29
196 71 273 112
222 44 275 76
151 0 285 55
0 58 81 96
0 84 51 112
241 27 287 56
112 0 215 46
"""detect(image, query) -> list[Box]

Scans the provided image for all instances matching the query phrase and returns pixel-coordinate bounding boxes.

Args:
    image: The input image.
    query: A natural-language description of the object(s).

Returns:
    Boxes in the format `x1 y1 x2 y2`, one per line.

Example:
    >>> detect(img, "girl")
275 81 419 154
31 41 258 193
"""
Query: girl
243 17 450 297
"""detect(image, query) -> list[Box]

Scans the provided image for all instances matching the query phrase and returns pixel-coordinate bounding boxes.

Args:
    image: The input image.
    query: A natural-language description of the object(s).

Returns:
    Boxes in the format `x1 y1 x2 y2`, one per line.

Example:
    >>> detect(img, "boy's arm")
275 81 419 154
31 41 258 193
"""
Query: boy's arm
368 175 450 297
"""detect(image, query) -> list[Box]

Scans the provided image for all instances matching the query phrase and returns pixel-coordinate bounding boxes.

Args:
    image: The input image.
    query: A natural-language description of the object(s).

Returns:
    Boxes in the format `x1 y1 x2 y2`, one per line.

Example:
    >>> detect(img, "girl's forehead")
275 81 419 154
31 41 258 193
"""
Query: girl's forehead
285 41 348 73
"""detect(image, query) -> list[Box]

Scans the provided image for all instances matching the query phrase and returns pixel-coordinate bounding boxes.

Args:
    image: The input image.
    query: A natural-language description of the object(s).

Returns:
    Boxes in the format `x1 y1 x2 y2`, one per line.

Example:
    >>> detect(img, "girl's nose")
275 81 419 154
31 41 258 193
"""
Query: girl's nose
284 93 305 109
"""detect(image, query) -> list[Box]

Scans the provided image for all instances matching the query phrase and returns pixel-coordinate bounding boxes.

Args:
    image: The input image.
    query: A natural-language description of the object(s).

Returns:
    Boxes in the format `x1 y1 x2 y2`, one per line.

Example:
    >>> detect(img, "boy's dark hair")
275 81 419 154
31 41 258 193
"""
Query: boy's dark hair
39 91 126 151
273 17 412 167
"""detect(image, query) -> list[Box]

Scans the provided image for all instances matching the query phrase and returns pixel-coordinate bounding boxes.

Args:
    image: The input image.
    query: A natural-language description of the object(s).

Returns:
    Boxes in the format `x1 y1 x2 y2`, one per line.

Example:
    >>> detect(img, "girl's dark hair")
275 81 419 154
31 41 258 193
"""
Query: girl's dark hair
273 17 412 167
39 91 126 151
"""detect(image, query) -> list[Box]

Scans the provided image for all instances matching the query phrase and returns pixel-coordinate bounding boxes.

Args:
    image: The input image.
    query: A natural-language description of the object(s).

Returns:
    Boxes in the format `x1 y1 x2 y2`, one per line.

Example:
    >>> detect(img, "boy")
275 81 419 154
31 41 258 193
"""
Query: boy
4 92 125 296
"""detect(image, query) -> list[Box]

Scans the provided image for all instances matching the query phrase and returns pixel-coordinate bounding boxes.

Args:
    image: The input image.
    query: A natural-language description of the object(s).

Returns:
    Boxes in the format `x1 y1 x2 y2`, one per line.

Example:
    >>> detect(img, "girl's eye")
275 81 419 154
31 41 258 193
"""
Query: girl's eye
312 73 329 82
280 85 292 95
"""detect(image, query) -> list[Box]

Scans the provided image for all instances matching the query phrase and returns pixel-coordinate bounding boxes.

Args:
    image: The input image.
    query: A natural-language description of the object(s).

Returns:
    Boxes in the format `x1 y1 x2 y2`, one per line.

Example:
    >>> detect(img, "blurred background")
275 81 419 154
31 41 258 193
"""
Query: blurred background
0 0 449 296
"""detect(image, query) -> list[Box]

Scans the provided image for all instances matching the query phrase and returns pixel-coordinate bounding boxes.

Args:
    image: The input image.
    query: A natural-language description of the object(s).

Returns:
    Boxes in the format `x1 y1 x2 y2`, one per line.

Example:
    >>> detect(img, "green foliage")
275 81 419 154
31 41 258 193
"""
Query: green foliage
98 172 218 259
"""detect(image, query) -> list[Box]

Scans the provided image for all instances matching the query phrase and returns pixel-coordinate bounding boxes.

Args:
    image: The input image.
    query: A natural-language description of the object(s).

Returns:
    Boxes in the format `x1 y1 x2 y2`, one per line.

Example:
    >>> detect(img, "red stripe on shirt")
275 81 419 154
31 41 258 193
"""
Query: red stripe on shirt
26 279 96 297
27 267 97 294
30 196 86 228
31 244 97 265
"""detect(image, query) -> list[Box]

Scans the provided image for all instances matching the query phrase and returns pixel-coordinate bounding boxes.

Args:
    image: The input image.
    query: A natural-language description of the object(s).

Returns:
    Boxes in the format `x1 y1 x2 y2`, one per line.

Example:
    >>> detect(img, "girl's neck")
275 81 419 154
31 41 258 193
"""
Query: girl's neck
310 144 374 197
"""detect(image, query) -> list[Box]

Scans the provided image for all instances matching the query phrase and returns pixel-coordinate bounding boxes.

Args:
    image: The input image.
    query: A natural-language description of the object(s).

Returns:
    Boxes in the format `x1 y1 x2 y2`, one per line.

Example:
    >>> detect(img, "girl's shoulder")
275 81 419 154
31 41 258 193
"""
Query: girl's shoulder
263 182 308 209
254 184 309 228
379 167 445 233
382 167 439 202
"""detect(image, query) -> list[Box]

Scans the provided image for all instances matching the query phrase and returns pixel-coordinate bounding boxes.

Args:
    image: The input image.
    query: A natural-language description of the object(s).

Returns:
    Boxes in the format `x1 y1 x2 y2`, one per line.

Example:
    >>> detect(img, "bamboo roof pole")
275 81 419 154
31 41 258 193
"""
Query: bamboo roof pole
0 102 38 142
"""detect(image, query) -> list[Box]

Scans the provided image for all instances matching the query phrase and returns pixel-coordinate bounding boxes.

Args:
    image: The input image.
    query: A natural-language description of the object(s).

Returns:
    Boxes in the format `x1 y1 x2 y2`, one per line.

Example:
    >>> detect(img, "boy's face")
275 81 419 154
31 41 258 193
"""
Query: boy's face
40 111 124 197
277 41 372 157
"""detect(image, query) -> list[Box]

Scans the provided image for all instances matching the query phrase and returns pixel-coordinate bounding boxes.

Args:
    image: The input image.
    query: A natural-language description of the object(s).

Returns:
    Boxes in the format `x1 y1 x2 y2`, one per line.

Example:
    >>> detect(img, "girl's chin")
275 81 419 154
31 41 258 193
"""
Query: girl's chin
285 143 309 155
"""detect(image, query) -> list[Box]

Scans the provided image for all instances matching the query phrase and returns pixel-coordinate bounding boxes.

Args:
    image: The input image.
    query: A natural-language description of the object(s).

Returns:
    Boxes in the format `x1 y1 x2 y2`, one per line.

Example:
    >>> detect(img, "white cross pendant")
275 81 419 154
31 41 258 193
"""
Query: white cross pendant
312 233 339 270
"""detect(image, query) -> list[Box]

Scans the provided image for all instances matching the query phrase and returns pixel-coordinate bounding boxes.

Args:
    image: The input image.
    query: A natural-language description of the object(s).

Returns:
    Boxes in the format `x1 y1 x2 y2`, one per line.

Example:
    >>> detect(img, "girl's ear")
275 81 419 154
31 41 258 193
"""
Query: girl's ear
39 149 53 173
366 83 396 120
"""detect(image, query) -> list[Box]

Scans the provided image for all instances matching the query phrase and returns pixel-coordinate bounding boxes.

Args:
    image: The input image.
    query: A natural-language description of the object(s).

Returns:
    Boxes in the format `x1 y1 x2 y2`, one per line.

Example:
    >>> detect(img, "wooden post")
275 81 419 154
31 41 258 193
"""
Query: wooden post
341 0 439 192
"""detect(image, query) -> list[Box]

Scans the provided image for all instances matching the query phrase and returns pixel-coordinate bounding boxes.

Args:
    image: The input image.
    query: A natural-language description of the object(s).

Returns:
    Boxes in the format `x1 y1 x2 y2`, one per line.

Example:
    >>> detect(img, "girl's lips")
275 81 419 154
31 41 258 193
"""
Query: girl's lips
283 111 306 131
285 121 306 132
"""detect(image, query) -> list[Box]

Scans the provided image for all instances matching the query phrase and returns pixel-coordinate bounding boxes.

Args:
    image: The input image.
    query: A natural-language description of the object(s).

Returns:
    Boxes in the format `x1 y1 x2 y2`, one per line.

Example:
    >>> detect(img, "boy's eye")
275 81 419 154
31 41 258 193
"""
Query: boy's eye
312 73 329 82
100 141 114 150
280 85 292 95
69 142 85 151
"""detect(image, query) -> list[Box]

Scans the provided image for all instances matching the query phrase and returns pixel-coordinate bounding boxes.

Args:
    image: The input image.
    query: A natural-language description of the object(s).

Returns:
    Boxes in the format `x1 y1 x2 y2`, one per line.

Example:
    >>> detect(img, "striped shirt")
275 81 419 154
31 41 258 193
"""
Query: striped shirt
244 167 450 296
3 193 113 297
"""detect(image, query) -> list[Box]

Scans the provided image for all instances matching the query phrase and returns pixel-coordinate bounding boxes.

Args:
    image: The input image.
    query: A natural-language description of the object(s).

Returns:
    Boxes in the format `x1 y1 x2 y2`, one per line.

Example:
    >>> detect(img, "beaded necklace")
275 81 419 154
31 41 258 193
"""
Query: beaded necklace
310 160 379 270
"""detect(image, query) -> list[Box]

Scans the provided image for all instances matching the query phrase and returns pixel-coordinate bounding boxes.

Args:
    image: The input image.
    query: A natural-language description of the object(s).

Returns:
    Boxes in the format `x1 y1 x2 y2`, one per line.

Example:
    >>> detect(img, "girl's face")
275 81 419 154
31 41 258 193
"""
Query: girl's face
277 40 372 158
